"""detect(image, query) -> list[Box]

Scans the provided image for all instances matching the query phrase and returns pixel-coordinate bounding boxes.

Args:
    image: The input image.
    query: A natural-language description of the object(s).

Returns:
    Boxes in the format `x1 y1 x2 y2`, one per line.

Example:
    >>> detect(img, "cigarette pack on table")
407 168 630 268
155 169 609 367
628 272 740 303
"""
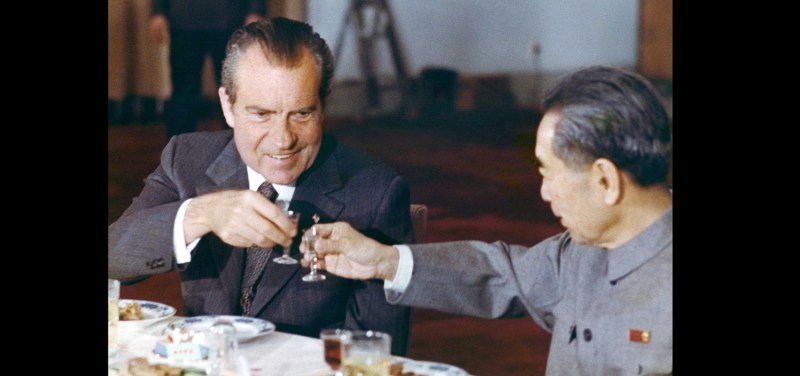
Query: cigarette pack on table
153 339 208 361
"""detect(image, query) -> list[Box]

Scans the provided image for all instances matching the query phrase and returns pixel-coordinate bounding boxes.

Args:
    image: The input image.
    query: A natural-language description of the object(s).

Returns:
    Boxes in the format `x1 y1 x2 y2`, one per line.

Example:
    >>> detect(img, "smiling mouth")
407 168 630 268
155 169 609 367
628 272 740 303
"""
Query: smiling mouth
268 152 297 160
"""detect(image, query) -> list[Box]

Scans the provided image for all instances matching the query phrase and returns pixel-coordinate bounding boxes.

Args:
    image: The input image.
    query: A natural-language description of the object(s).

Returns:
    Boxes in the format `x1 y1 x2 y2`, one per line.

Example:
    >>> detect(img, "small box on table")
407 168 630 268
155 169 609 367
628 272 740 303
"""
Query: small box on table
153 339 208 361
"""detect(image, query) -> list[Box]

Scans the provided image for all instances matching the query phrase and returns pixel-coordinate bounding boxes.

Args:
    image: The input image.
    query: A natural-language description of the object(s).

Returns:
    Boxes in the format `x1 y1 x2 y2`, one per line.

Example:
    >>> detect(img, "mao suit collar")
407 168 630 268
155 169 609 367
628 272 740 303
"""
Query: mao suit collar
606 206 673 283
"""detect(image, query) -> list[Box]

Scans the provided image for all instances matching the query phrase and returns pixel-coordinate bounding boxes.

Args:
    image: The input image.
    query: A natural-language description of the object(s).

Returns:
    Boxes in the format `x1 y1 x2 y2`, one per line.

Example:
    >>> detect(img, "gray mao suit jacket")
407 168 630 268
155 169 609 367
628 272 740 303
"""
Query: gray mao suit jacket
108 130 413 355
390 207 673 374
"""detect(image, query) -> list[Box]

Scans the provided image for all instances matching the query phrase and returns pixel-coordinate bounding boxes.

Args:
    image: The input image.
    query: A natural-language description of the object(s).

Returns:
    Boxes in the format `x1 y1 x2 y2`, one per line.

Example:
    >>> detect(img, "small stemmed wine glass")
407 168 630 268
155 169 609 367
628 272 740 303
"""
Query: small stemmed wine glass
273 201 300 265
302 218 326 282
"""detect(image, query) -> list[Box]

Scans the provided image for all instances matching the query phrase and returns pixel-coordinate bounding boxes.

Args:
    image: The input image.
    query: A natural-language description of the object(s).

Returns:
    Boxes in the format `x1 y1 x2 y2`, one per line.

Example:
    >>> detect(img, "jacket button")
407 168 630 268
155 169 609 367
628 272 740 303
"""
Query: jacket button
146 258 165 269
583 328 592 342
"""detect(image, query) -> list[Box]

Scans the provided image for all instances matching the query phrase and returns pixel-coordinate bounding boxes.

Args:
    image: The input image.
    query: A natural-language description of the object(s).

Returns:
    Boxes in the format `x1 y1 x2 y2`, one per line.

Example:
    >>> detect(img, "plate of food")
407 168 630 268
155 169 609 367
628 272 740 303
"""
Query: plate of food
118 299 177 331
166 315 276 342
389 359 470 376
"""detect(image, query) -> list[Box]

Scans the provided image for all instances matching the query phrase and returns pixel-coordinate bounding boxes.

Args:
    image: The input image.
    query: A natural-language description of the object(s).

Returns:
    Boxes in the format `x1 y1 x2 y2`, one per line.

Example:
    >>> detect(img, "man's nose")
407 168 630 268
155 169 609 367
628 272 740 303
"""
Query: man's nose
268 118 295 147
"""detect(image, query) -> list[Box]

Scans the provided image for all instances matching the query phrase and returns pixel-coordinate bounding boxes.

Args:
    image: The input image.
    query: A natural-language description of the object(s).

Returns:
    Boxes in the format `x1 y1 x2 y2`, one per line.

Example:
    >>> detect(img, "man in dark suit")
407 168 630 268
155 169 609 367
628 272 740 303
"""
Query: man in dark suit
109 17 413 355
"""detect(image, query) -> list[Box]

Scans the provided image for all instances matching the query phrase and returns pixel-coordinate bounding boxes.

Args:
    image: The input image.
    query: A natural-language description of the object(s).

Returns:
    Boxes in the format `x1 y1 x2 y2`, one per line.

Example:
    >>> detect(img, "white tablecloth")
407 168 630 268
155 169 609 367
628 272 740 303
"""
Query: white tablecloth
113 317 332 376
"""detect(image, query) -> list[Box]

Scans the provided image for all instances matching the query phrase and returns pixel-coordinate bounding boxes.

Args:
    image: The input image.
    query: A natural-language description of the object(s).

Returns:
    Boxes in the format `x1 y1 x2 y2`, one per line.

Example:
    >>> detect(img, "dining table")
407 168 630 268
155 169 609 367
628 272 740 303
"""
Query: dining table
111 316 333 376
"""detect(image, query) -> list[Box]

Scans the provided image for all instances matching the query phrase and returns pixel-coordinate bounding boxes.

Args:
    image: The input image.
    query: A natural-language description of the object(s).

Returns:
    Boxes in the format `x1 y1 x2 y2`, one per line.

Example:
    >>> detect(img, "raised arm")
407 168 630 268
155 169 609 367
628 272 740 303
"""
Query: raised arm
302 222 400 281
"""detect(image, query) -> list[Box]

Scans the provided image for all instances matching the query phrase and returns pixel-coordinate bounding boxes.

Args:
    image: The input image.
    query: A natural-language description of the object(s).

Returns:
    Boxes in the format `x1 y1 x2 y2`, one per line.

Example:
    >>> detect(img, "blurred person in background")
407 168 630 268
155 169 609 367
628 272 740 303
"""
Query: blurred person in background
149 0 266 138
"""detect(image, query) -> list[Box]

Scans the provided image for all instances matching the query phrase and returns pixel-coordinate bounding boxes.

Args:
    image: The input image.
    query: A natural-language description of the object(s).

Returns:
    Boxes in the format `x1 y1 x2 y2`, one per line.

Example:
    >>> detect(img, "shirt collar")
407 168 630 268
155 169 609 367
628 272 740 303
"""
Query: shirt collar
246 166 296 202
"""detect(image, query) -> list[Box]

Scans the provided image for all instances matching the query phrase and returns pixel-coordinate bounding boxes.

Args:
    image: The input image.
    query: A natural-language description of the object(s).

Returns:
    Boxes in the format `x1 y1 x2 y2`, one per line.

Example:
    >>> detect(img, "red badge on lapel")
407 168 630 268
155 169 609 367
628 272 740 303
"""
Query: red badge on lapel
629 329 650 343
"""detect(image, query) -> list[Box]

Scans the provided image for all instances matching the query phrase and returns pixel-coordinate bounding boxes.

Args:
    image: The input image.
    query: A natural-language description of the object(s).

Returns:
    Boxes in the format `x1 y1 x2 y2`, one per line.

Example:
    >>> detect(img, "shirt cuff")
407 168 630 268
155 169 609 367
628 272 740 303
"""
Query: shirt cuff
383 244 413 294
174 199 200 264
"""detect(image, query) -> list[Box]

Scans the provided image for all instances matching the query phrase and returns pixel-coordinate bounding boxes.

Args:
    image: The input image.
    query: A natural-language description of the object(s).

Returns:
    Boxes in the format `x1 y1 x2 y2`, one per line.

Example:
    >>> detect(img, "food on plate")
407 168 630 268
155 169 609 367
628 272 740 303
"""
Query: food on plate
389 361 421 376
119 301 145 321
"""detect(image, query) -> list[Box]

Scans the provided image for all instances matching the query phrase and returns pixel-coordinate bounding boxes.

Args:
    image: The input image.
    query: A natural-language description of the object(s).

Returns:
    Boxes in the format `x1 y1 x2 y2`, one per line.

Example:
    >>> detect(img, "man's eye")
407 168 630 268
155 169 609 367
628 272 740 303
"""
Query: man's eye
293 111 313 121
250 111 271 120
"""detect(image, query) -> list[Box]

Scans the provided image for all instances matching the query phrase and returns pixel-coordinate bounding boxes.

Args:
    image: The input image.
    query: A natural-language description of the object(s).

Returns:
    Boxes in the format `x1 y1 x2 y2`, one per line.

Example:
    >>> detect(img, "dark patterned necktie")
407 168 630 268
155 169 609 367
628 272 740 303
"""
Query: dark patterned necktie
240 182 279 316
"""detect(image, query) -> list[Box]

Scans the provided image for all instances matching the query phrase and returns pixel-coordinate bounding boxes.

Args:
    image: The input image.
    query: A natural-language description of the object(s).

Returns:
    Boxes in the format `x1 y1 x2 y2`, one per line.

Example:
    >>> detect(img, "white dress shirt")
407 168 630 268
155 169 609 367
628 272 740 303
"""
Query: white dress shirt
384 245 414 294
173 166 295 264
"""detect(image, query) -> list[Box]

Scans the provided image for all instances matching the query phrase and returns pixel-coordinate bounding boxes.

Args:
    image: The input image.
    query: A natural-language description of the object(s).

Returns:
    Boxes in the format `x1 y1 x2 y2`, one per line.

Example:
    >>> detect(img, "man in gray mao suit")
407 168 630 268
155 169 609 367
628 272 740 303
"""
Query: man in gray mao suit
108 18 412 355
305 66 673 374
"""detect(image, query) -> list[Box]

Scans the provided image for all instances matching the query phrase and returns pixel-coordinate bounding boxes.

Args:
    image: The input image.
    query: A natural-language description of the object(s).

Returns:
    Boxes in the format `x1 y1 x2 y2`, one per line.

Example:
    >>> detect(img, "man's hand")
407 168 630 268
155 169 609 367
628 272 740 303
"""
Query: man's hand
300 222 399 281
183 190 297 248
149 15 169 44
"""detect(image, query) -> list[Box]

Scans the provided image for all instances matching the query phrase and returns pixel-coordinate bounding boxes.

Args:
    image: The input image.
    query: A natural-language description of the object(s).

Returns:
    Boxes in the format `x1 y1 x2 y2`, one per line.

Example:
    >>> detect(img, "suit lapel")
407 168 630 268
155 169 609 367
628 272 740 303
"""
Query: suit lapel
290 142 347 225
248 139 346 316
249 248 301 315
201 138 250 313
202 138 247 191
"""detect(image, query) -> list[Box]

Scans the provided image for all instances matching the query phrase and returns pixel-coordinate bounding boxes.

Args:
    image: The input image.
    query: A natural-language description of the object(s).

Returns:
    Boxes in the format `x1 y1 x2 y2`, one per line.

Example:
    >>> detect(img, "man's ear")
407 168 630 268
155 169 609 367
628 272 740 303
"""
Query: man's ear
219 87 235 128
591 158 623 205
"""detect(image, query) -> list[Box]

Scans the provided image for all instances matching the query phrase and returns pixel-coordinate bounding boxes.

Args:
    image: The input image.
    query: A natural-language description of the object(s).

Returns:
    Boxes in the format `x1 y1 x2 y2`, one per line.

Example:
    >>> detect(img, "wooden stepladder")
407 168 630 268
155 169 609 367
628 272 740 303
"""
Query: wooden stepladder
333 0 411 117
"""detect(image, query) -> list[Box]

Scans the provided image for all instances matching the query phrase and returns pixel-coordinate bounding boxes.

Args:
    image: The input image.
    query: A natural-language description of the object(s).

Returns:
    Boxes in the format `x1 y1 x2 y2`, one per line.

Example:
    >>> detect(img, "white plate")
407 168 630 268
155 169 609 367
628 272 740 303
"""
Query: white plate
166 315 276 342
394 359 469 376
118 299 176 331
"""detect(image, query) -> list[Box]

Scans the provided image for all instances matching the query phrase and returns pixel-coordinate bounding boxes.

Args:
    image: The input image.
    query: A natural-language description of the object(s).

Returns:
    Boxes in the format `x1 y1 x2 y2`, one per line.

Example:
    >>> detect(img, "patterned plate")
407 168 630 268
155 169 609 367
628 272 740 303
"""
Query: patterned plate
166 315 276 342
394 359 470 376
118 299 176 331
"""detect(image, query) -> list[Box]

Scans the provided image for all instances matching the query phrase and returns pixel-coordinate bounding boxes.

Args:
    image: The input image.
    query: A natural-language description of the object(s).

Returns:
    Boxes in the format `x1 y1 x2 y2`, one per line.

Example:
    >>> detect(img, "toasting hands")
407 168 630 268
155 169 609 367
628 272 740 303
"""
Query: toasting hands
182 189 298 249
299 222 400 281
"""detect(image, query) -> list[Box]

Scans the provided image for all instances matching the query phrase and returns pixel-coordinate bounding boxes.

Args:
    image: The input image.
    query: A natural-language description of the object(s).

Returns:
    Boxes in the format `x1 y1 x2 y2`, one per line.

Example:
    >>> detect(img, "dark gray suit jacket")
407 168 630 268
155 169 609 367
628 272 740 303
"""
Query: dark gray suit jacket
109 130 413 355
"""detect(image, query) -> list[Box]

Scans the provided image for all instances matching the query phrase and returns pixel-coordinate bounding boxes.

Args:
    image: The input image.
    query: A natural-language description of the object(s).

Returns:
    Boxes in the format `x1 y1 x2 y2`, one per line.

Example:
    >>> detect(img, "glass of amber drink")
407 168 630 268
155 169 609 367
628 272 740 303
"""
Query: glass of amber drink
321 329 352 376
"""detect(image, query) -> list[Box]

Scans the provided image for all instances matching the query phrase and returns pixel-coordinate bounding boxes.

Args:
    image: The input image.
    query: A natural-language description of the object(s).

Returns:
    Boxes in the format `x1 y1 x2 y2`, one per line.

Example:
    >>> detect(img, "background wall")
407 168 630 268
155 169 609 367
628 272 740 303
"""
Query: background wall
109 0 671 120
309 0 639 78
307 0 643 111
